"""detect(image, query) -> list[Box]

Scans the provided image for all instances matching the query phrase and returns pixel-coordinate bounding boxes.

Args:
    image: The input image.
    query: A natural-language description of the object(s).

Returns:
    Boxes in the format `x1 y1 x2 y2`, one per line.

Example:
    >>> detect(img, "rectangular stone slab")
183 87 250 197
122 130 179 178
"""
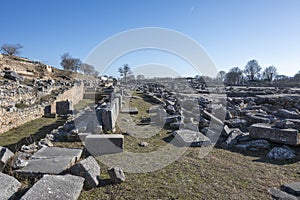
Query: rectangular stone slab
249 123 300 145
20 174 84 200
0 172 22 200
173 129 211 147
85 134 124 156
15 147 82 177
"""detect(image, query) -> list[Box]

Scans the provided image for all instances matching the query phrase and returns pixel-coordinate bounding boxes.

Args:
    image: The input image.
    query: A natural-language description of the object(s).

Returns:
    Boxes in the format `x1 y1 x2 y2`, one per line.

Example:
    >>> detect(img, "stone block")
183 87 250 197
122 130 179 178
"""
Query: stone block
20 174 84 200
0 172 22 200
203 110 224 127
0 146 14 171
249 123 300 145
70 156 100 190
15 147 82 177
56 100 72 115
172 129 211 147
85 134 124 156
108 167 125 184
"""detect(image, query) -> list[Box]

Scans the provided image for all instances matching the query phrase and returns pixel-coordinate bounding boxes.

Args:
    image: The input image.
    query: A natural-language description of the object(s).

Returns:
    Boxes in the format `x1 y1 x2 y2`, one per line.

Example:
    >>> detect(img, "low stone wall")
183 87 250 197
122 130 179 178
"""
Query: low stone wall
0 106 44 134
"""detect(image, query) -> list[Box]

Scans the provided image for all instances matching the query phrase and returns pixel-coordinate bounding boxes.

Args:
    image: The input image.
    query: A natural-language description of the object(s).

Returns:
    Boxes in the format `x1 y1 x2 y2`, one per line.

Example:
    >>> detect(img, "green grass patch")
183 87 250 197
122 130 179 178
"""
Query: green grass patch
0 117 66 152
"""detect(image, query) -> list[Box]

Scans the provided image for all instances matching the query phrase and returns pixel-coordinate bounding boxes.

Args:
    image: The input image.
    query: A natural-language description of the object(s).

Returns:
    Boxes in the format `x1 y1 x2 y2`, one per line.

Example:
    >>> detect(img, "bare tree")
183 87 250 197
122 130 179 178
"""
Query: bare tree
1 43 23 56
60 53 81 72
244 59 261 81
118 64 131 83
263 65 277 81
80 63 95 75
217 70 226 81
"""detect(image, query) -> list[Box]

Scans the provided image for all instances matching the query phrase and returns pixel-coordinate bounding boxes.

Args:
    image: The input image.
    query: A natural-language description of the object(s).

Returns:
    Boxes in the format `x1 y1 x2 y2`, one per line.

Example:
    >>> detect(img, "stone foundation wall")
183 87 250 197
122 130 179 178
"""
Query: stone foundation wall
0 106 44 134
0 83 84 134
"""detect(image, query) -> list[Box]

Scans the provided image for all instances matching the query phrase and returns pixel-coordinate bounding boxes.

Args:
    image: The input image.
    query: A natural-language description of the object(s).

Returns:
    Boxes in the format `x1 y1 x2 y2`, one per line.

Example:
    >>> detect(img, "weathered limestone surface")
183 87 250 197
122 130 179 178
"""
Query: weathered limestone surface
20 174 84 200
15 147 82 177
173 129 211 147
70 156 100 190
249 123 300 145
108 167 125 184
0 172 22 200
85 134 124 156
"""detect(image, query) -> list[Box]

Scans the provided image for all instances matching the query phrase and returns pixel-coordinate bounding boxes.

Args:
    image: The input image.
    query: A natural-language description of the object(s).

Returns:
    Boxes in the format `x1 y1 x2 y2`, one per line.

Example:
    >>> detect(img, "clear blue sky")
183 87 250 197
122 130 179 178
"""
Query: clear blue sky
1 0 300 77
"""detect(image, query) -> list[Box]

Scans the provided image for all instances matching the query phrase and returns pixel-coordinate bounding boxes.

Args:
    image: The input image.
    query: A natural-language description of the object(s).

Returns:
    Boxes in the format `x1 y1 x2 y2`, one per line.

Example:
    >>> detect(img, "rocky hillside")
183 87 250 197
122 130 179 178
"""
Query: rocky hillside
0 54 79 81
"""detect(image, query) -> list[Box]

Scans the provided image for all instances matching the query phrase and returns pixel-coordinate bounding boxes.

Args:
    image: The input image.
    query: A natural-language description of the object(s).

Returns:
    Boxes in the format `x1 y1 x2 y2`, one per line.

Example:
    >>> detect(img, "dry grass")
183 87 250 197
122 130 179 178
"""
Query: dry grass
80 142 299 199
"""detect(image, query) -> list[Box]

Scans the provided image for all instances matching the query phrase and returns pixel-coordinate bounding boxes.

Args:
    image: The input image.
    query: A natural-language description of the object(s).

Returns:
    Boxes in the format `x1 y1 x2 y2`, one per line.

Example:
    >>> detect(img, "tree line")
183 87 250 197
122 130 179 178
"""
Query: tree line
1 44 298 82
216 59 299 85
60 53 99 77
